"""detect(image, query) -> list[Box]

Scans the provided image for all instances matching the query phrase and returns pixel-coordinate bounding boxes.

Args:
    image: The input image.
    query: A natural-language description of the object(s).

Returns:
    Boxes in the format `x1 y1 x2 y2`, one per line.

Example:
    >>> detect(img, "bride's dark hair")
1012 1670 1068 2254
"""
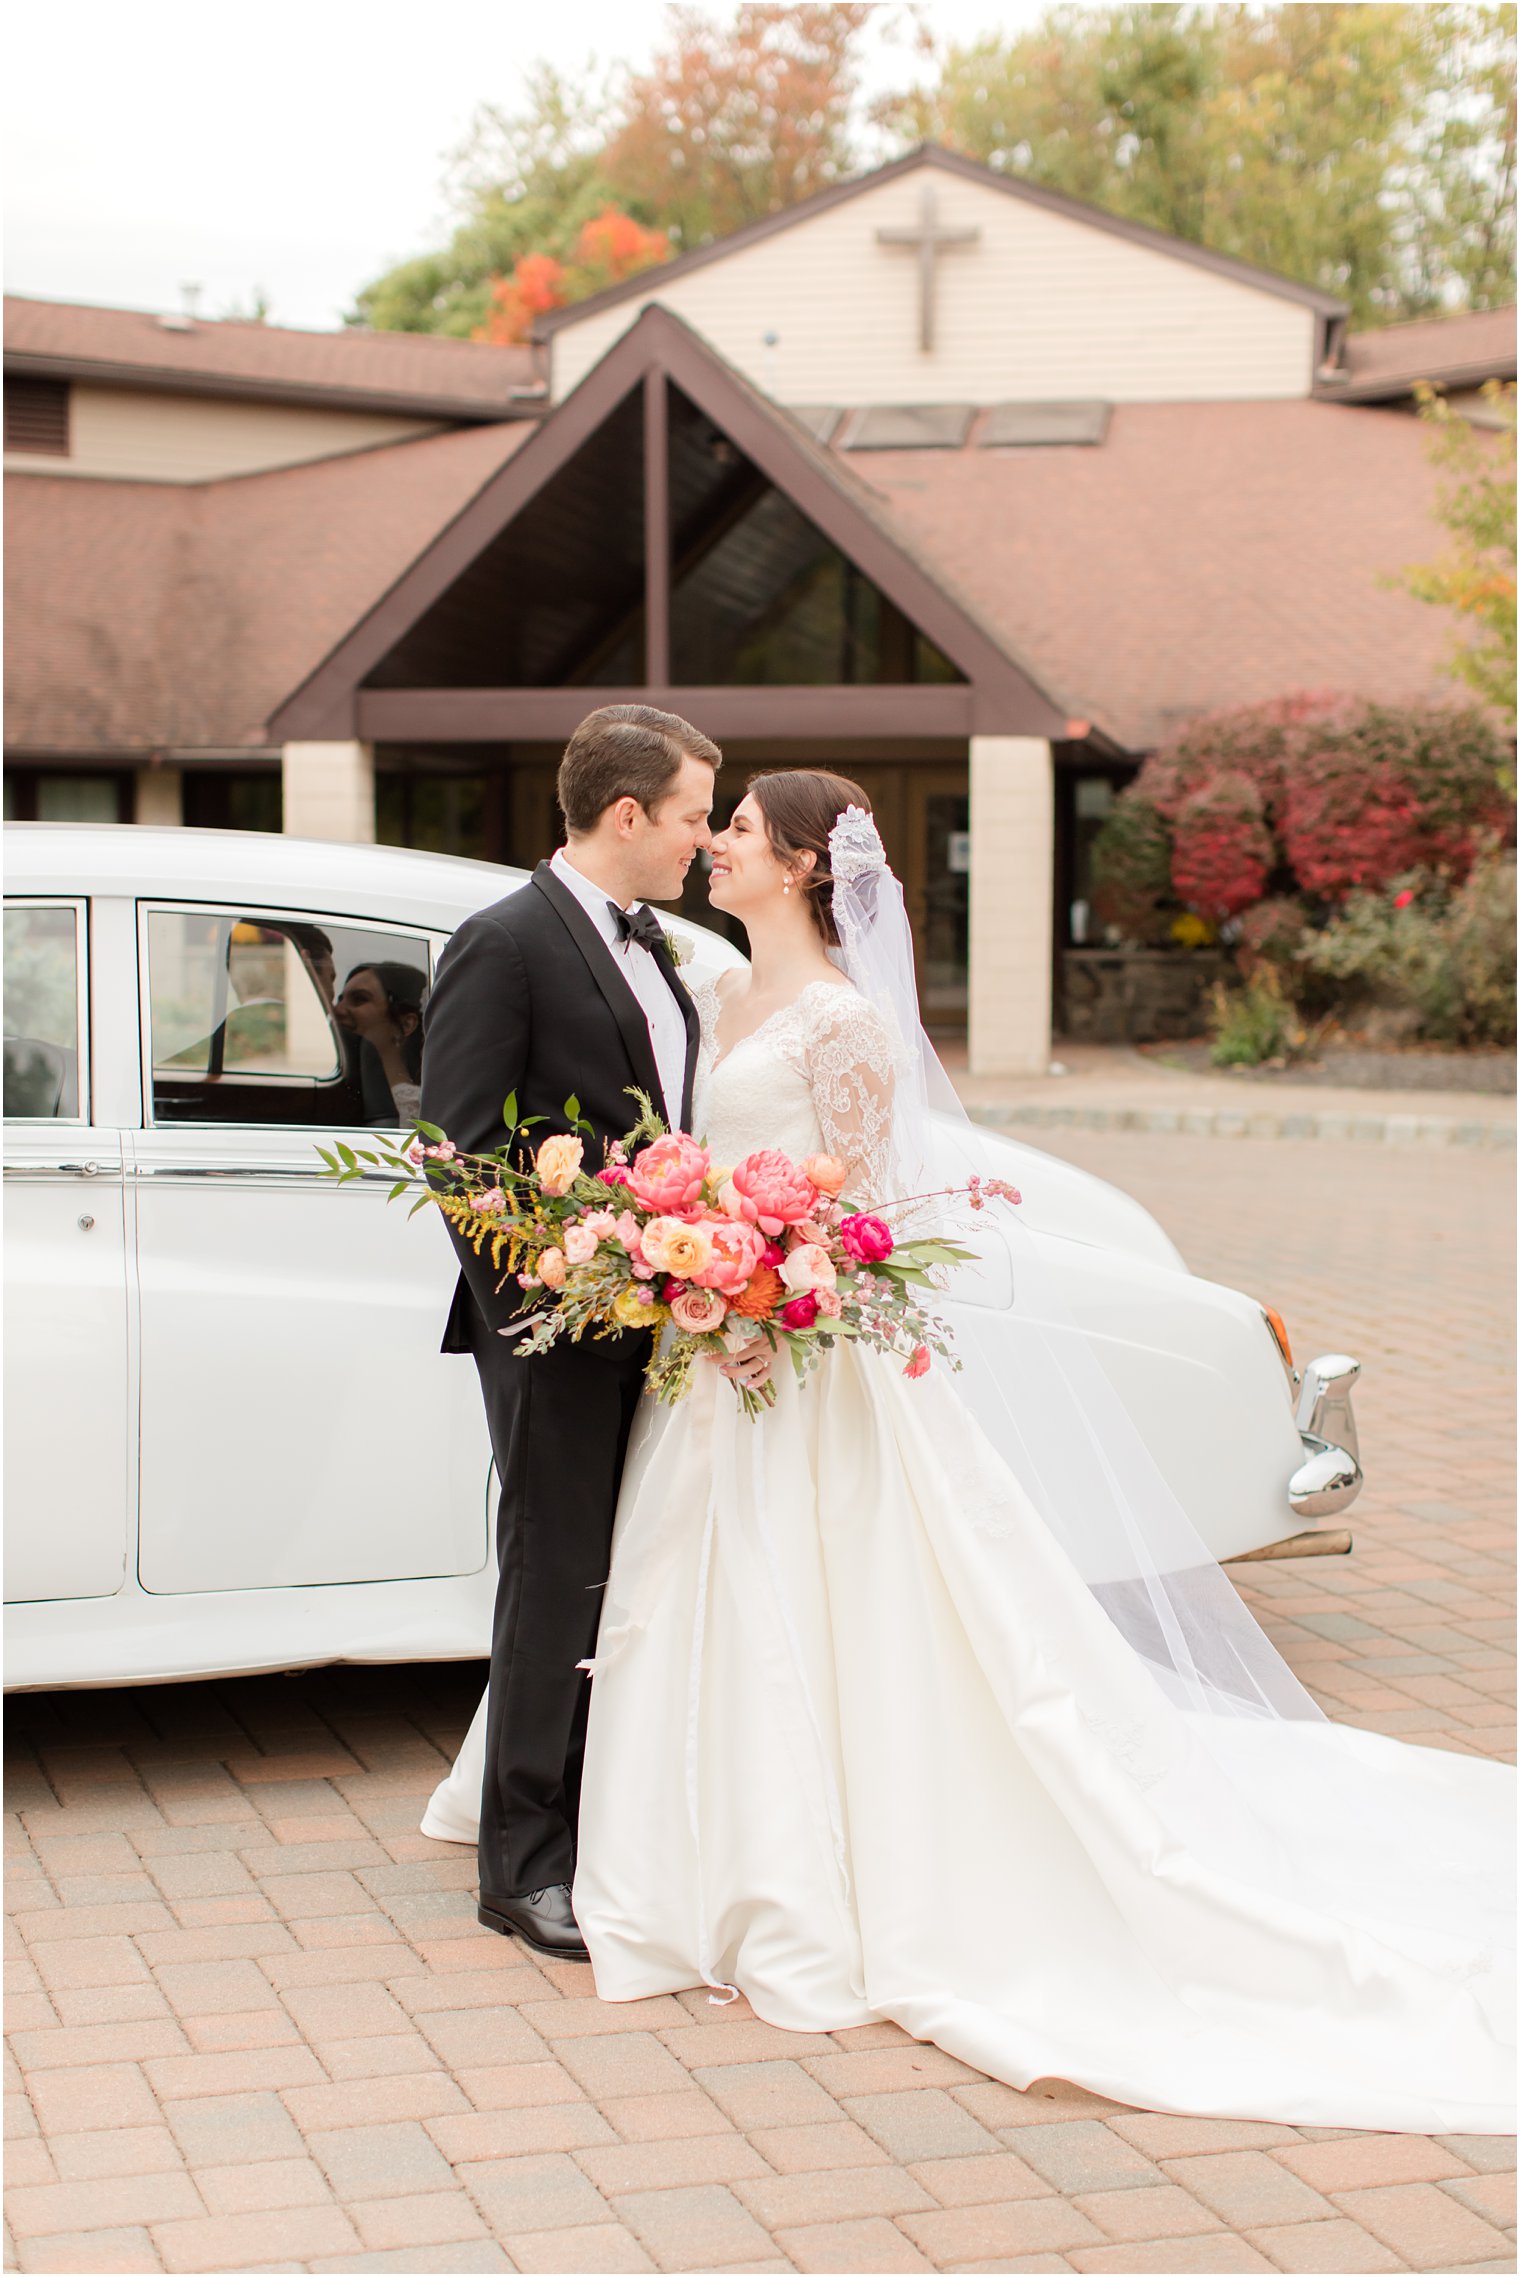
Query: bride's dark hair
747 770 872 948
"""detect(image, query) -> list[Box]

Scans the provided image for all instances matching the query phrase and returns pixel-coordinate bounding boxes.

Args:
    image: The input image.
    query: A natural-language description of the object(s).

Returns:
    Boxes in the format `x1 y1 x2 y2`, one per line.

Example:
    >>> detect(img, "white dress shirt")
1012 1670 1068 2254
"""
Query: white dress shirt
549 847 689 1129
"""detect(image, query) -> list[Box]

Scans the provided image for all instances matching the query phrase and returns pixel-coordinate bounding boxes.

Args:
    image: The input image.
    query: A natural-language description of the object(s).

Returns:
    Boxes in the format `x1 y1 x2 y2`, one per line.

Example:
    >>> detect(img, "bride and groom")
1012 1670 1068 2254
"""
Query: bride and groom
418 703 1512 2134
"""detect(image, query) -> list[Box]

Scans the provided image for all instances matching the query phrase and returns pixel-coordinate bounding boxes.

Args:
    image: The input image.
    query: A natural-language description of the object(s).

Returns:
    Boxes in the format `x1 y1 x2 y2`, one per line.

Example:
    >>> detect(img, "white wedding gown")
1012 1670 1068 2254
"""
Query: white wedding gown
427 977 1514 2133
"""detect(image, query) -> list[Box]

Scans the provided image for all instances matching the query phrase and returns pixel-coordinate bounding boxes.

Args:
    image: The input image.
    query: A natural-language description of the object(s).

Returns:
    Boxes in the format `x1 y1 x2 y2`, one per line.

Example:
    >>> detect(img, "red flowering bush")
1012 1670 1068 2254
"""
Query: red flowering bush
1169 772 1275 920
1091 693 1514 941
1277 701 1513 900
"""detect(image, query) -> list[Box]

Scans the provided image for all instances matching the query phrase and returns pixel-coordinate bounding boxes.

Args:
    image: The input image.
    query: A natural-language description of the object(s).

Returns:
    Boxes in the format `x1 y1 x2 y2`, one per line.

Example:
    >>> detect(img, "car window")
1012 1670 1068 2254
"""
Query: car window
4 903 84 1120
145 908 431 1129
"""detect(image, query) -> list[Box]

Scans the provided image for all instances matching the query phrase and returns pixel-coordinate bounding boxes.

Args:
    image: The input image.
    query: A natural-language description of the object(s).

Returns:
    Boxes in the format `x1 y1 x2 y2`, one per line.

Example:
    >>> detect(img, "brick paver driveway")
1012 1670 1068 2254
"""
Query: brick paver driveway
6 1135 1514 2276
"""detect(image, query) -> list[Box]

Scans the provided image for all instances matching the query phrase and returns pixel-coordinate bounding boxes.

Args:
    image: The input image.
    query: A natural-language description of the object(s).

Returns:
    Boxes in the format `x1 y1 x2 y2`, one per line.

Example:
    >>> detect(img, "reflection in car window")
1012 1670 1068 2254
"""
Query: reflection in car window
147 910 430 1128
4 905 83 1119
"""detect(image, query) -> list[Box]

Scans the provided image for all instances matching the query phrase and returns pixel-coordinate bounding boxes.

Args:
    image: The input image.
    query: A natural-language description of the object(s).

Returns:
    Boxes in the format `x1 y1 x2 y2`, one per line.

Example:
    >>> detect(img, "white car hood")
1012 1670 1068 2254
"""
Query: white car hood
938 1116 1187 1274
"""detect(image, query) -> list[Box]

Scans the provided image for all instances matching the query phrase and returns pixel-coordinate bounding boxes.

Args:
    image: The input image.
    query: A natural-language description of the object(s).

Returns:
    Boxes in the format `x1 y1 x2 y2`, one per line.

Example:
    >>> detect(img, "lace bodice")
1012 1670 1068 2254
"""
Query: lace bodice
688 976 898 1201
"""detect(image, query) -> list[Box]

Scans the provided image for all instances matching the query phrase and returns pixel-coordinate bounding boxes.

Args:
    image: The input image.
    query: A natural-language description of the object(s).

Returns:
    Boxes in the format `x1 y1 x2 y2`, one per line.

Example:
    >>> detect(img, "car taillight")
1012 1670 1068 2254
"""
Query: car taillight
1261 1305 1294 1373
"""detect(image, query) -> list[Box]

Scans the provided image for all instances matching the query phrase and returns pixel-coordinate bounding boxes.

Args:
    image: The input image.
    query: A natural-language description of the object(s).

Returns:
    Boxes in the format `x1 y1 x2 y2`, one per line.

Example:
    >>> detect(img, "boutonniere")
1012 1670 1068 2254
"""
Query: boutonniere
662 928 691 969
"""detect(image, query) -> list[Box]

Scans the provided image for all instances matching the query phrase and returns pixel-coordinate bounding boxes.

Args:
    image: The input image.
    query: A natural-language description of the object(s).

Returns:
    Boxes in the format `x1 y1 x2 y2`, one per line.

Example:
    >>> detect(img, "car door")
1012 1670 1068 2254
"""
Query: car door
3 898 132 1603
132 900 489 1596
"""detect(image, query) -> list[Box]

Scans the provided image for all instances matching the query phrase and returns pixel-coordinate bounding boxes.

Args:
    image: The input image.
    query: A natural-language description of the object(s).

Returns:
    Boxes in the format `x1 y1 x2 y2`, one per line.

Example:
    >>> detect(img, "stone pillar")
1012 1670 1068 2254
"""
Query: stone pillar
280 741 375 843
968 735 1054 1077
134 765 183 828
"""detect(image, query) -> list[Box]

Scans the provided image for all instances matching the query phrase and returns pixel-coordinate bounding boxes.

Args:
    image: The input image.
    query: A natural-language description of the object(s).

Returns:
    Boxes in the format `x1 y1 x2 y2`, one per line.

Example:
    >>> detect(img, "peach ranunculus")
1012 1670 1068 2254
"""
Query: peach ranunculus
670 1285 728 1334
625 1132 710 1215
692 1218 766 1298
535 1133 584 1196
779 1242 837 1293
537 1247 567 1289
802 1153 848 1196
640 1216 715 1279
727 1150 818 1235
562 1222 599 1265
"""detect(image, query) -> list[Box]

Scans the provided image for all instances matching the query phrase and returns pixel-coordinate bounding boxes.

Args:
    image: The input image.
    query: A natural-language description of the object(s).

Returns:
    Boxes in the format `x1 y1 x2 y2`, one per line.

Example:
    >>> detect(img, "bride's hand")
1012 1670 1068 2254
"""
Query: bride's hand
713 1344 774 1391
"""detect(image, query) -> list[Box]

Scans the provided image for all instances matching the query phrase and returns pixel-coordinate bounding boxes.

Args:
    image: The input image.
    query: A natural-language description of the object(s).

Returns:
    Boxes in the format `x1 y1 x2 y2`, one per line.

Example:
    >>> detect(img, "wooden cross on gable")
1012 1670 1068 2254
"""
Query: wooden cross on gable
876 184 981 353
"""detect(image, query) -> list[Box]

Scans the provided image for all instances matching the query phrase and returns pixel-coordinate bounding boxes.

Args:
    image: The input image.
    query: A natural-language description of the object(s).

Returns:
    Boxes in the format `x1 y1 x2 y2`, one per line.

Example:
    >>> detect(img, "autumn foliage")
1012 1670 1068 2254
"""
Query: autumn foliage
475 208 672 345
1092 692 1515 937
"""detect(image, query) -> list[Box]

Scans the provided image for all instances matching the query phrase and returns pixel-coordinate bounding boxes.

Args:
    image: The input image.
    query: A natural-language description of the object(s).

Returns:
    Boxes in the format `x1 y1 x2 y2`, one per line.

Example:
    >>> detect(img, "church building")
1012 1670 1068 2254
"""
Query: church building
6 144 1514 1070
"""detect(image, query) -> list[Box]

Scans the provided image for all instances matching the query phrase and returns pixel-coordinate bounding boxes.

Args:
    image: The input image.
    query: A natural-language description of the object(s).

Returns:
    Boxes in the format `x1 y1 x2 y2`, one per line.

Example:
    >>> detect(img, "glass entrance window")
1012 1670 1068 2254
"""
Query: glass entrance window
919 791 970 1025
4 903 85 1119
145 909 432 1128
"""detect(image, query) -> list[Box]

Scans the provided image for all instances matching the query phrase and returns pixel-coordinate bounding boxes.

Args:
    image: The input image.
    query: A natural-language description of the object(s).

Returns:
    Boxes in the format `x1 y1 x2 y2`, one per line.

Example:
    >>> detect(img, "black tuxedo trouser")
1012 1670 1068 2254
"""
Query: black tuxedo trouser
470 1314 650 1899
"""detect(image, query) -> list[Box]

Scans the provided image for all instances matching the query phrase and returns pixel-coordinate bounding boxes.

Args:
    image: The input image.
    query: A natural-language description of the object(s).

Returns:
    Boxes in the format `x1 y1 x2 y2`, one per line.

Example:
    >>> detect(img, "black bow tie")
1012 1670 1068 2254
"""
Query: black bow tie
608 902 668 956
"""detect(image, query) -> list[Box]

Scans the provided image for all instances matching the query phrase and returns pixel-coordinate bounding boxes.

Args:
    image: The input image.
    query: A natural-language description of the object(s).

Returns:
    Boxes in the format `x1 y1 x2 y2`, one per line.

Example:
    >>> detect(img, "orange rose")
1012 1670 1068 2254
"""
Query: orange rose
535 1133 584 1196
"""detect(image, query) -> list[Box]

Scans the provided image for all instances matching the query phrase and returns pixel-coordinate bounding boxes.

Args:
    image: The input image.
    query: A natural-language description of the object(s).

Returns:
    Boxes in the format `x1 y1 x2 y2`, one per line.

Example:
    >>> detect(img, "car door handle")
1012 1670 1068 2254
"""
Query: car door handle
2 1160 107 1179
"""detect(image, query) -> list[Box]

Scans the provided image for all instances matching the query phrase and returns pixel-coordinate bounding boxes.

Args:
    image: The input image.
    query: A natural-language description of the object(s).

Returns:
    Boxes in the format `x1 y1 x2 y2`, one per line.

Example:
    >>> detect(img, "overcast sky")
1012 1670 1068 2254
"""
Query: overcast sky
5 0 1049 333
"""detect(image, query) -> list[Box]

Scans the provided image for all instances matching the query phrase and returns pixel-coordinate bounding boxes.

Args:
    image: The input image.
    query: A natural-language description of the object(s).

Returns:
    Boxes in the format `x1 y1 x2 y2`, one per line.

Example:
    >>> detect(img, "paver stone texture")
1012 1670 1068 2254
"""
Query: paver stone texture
4 1133 1512 2274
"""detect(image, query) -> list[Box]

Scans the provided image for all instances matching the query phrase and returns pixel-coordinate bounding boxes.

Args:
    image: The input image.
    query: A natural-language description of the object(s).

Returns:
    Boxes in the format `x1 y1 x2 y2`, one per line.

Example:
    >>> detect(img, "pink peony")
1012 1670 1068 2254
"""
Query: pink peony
840 1213 894 1264
538 1247 567 1290
780 1242 837 1293
612 1210 644 1253
779 1292 819 1331
802 1153 848 1196
728 1150 818 1236
670 1285 728 1334
904 1343 931 1379
562 1222 599 1265
693 1219 766 1297
583 1209 618 1240
535 1133 583 1196
625 1132 710 1215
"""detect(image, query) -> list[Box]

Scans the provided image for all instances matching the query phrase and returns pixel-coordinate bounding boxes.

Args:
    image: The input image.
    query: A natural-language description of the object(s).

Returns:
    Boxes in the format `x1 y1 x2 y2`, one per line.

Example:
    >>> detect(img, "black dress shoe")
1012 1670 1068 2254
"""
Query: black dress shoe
477 1882 589 1961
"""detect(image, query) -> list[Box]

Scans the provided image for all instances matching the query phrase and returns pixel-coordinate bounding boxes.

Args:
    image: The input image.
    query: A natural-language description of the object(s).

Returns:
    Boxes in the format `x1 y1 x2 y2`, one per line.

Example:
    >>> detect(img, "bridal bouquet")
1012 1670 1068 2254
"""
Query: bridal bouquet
318 1097 1016 1417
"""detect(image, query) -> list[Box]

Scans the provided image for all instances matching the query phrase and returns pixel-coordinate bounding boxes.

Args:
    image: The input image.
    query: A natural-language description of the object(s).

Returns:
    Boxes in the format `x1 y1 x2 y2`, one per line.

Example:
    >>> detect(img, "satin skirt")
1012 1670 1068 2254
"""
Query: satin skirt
436 1348 1515 2132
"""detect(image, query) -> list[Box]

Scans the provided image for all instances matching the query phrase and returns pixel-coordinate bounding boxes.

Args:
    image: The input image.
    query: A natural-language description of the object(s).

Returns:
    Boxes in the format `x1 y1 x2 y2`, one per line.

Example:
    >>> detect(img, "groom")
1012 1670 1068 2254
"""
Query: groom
419 704 725 1959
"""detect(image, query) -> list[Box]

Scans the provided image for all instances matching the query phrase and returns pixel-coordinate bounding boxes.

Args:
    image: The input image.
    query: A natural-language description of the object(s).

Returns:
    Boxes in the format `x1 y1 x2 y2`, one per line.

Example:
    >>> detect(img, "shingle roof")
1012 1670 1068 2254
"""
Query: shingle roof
4 295 538 419
1325 306 1516 402
3 320 1489 761
859 398 1472 750
4 424 532 753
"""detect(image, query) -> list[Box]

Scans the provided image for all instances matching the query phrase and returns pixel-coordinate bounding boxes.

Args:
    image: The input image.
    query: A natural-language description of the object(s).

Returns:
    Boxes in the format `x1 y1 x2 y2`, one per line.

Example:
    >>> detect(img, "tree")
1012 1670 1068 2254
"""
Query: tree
351 6 875 333
602 3 873 249
885 3 1516 323
350 62 644 337
474 209 673 344
1399 380 1518 731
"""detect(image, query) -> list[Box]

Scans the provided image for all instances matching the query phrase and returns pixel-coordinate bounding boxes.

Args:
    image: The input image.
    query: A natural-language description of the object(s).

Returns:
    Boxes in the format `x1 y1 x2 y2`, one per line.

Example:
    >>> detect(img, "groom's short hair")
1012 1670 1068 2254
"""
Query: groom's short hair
559 705 722 834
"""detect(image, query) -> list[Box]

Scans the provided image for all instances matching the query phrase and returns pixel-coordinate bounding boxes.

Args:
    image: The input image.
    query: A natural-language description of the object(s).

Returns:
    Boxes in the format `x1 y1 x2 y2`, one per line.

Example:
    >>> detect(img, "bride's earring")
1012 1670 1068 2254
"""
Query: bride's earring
782 876 793 896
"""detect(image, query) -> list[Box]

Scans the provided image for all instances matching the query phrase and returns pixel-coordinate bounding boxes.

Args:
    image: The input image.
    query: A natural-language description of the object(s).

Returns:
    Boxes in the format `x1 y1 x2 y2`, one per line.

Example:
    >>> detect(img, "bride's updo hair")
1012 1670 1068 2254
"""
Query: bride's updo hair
747 771 872 948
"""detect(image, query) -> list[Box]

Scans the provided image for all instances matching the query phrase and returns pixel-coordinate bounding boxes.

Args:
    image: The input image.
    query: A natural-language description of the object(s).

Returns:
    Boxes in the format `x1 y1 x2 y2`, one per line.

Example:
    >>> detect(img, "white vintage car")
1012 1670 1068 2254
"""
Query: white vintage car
4 824 1362 1692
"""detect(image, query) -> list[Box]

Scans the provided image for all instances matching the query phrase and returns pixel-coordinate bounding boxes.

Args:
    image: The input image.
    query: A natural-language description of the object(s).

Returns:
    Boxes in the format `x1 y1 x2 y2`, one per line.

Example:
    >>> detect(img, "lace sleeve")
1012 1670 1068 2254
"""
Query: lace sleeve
805 988 899 1203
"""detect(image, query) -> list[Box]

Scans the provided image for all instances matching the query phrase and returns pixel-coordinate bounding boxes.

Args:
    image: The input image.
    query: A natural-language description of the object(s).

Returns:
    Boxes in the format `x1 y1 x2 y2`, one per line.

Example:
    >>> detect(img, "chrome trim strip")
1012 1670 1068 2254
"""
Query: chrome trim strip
3 1161 121 1182
131 1163 394 1183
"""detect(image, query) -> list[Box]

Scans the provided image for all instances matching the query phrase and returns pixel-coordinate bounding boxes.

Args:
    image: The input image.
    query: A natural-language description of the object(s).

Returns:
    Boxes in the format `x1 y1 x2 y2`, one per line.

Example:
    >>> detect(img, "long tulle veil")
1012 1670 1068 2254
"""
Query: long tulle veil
828 802 1325 1731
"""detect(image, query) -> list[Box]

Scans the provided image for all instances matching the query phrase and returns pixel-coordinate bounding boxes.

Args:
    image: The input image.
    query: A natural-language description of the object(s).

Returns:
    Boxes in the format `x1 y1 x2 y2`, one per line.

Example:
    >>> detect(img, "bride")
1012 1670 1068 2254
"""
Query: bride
425 768 1513 2134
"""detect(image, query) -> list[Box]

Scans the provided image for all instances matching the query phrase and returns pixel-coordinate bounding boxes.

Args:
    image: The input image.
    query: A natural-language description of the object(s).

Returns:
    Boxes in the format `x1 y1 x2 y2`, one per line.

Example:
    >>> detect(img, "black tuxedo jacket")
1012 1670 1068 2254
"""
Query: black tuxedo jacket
419 861 700 1352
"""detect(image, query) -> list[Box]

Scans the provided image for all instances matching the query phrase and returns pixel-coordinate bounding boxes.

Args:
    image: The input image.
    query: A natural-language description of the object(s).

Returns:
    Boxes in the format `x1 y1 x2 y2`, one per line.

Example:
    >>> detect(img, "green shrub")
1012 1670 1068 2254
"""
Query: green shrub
1088 795 1176 945
1207 969 1307 1066
1294 848 1516 1045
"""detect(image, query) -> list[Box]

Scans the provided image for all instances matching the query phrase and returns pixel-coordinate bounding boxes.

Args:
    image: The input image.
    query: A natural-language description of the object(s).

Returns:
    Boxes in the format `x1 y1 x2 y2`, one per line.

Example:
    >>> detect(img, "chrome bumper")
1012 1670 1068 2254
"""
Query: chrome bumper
1288 1354 1364 1518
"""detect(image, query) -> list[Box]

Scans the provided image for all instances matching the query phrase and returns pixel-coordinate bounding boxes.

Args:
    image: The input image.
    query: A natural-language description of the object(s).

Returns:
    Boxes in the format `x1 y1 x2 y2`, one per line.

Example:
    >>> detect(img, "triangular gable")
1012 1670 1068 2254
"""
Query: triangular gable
537 143 1347 343
268 305 1064 742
